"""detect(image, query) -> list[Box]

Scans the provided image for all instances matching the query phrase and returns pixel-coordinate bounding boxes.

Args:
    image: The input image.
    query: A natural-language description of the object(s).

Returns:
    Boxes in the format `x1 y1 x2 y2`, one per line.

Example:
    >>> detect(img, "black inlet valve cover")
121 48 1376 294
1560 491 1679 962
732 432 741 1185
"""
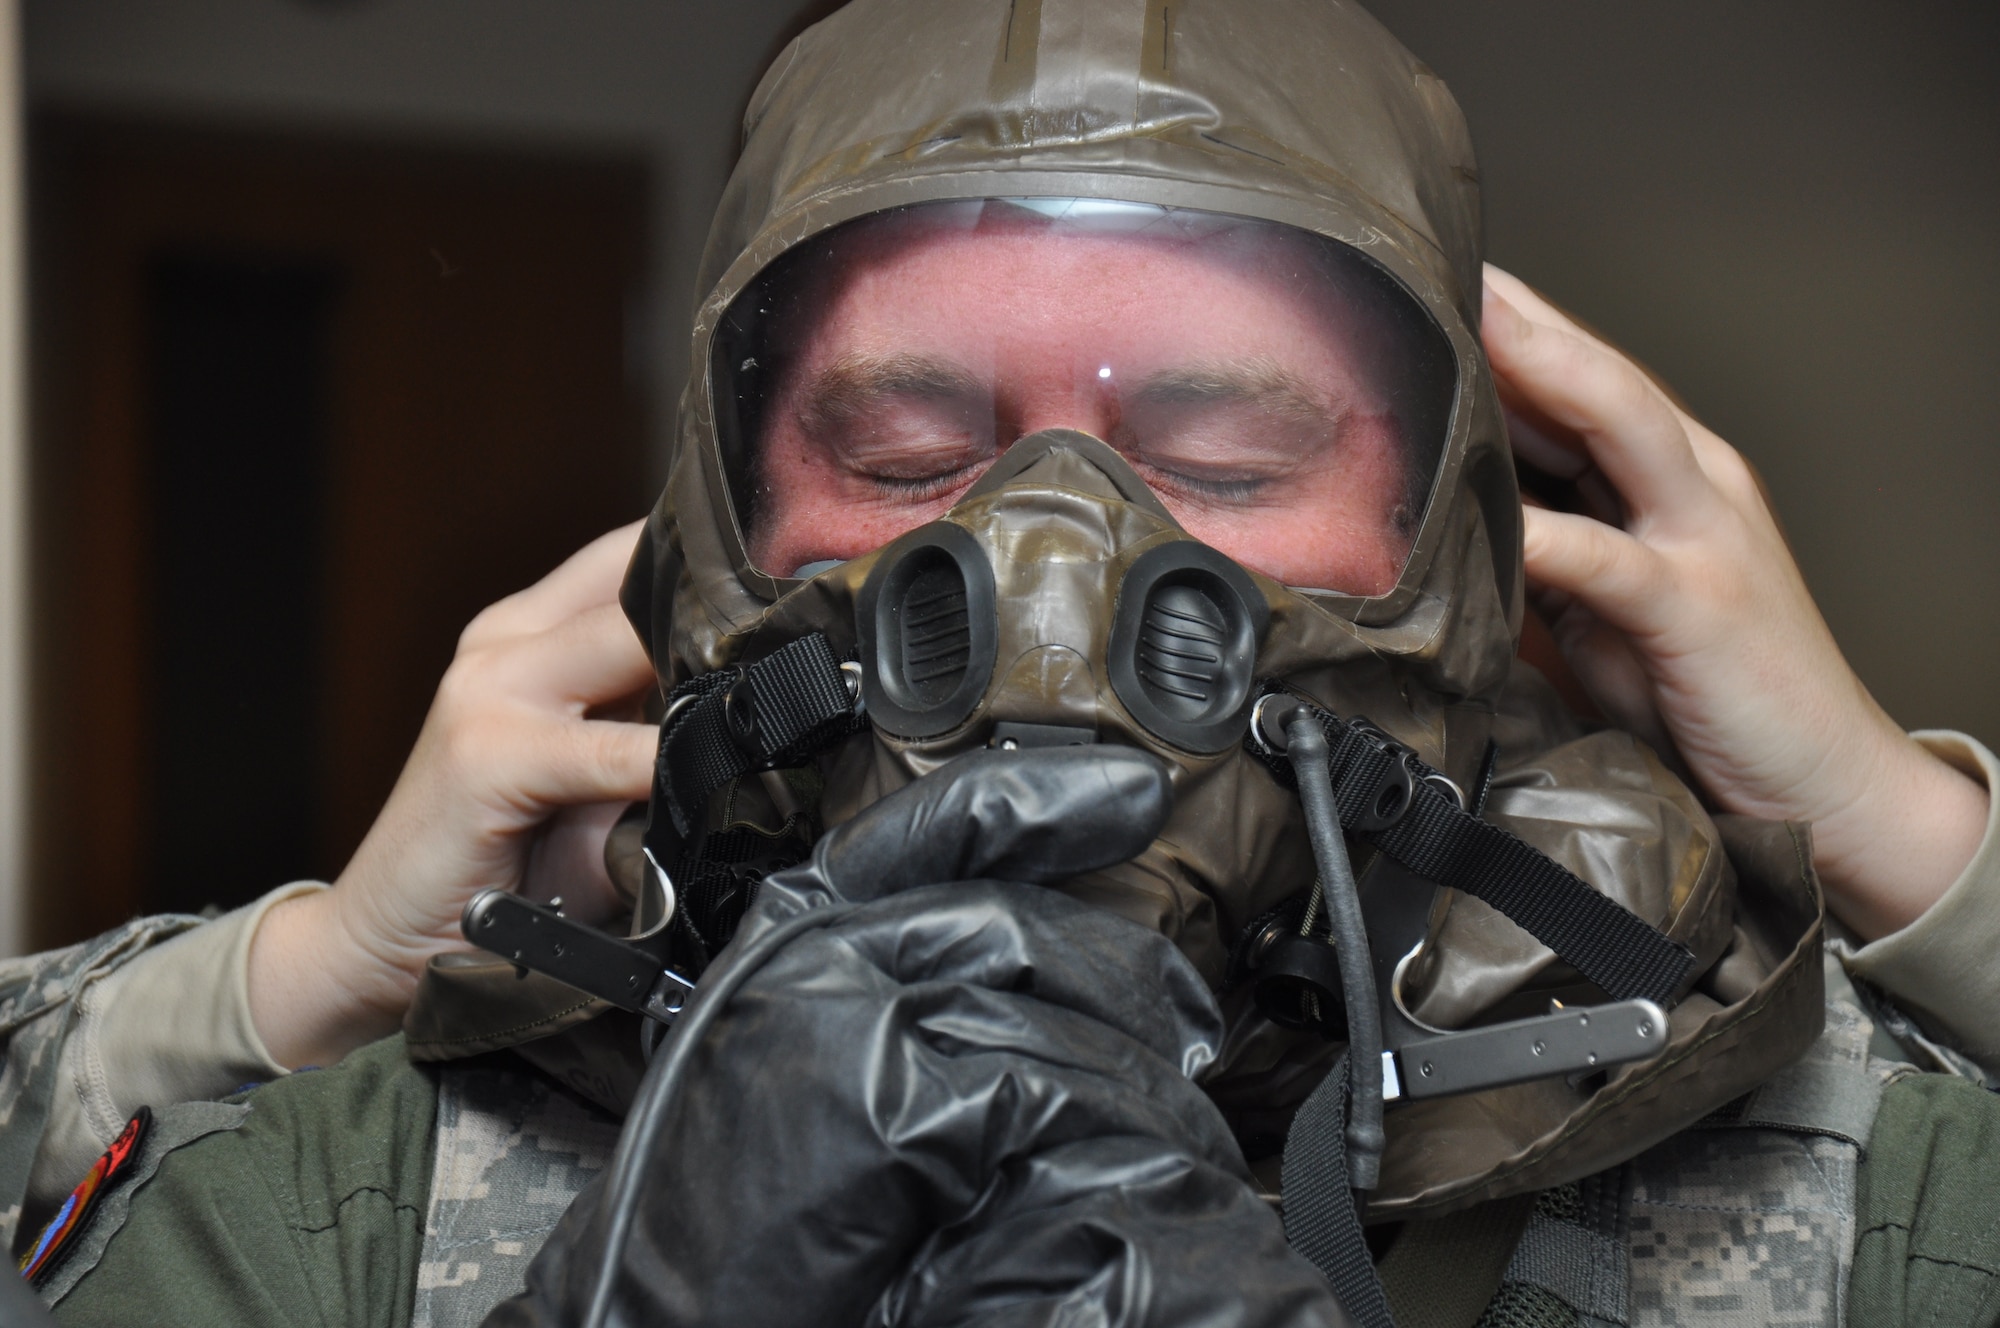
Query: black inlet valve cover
1108 542 1269 753
855 523 999 739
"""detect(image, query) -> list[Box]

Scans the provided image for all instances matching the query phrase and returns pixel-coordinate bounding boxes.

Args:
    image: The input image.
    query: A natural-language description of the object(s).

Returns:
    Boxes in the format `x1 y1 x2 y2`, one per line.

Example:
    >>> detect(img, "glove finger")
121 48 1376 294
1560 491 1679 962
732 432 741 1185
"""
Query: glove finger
878 1139 1353 1328
813 745 1172 903
604 968 1233 1328
831 880 1222 1078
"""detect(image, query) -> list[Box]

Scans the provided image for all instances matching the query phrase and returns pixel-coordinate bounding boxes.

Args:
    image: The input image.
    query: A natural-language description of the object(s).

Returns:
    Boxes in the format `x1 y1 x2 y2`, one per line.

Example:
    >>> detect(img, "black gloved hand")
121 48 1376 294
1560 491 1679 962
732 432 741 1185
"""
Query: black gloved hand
488 746 1351 1328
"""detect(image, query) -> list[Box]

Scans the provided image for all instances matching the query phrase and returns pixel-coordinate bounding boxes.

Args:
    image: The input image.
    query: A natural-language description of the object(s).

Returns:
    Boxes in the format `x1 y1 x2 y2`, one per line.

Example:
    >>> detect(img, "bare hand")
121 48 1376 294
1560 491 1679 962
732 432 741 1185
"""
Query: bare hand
1483 265 1987 940
248 522 658 1067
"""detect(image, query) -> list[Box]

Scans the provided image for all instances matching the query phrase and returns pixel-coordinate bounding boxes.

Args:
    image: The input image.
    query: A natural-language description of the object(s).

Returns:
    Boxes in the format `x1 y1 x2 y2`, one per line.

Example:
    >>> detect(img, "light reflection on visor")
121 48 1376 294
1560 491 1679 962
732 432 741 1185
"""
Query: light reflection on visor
711 198 1456 594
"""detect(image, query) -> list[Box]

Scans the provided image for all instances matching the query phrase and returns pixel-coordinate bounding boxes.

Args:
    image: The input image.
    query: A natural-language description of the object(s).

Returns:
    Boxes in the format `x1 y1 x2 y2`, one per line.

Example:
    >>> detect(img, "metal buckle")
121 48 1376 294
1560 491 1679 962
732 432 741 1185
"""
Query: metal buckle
721 668 761 756
1346 717 1418 833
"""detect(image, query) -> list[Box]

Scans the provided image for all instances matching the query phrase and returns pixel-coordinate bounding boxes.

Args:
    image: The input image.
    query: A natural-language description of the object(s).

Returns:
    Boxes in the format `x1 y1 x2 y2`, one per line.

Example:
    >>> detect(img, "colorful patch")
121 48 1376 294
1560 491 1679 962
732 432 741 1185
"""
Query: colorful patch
18 1106 152 1287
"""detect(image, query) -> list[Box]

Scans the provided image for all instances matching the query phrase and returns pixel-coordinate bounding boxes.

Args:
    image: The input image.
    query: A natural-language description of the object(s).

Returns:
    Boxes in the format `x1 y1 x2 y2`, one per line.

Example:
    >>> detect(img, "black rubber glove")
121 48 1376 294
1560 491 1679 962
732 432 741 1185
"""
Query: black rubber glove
487 746 1351 1328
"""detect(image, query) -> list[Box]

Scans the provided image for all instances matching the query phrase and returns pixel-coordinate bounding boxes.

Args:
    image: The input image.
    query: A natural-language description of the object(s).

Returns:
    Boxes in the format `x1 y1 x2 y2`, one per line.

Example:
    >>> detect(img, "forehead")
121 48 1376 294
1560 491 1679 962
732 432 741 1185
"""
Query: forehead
804 202 1352 308
831 199 1328 274
780 202 1379 354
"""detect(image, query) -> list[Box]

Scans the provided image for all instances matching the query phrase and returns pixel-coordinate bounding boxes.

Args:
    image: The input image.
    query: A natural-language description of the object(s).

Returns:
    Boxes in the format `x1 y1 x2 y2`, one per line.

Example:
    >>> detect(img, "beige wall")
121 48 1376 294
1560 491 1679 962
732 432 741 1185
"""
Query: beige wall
1364 1 2000 749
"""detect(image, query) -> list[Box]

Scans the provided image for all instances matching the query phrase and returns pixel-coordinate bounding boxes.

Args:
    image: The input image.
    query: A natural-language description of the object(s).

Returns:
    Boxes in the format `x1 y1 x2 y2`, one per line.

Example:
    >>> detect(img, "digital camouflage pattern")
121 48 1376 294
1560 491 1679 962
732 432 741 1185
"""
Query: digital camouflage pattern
414 1060 620 1328
1416 975 1909 1328
1623 999 1905 1328
1627 1130 1858 1327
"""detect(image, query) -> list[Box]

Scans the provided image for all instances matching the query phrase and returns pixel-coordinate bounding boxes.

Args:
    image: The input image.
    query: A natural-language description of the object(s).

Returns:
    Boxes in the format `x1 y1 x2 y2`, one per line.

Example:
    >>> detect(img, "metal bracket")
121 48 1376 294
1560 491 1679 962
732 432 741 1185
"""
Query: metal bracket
1382 997 1668 1101
1358 852 1671 1104
989 721 1098 750
461 889 695 1027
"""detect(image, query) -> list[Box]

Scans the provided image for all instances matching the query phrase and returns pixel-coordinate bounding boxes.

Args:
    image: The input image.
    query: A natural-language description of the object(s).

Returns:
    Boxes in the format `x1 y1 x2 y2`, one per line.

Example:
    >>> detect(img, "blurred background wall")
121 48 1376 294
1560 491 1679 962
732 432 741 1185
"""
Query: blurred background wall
11 0 1998 949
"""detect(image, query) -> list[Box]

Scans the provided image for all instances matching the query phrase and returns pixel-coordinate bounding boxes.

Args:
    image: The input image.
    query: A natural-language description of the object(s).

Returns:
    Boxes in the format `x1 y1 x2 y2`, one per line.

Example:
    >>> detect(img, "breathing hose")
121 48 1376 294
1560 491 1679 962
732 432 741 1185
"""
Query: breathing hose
1284 709 1386 1191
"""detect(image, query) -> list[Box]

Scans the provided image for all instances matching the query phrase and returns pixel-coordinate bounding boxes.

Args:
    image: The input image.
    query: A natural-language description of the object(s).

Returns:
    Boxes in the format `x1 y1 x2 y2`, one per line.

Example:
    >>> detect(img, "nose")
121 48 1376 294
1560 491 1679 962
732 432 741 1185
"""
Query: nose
1010 363 1124 448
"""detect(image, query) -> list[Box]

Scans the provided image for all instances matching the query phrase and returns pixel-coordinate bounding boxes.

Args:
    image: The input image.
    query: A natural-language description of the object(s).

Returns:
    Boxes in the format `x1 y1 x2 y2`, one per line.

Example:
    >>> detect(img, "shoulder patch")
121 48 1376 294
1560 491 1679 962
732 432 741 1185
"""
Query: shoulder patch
18 1107 152 1286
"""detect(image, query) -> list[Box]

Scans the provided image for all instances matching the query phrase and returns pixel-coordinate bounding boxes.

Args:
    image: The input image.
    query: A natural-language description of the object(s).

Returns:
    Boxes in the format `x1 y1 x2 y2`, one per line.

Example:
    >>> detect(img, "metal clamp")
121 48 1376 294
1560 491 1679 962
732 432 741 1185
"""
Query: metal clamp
462 890 696 1027
1376 941 1669 1102
1383 997 1668 1101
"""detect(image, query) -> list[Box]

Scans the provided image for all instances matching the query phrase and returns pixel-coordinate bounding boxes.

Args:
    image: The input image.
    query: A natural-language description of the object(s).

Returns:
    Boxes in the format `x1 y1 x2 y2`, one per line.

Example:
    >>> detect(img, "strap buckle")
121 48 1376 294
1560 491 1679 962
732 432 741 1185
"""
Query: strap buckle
1346 717 1419 833
721 668 762 756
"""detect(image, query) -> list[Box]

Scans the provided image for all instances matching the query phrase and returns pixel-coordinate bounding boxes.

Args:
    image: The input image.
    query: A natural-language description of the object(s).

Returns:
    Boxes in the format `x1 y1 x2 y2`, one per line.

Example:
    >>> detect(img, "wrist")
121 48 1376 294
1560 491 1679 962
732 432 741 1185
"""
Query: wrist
247 886 418 1069
1807 724 1990 941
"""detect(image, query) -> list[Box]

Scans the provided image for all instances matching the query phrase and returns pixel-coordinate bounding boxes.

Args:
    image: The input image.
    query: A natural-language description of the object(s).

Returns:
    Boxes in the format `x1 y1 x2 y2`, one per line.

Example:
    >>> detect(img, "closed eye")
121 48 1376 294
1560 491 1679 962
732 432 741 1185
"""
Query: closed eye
790 352 996 493
1112 358 1345 506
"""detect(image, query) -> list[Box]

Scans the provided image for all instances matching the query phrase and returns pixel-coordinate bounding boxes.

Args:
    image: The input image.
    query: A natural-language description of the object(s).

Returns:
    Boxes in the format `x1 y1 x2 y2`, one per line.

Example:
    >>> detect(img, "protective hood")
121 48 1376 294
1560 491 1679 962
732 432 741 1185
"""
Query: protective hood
416 0 1825 1224
625 0 1520 717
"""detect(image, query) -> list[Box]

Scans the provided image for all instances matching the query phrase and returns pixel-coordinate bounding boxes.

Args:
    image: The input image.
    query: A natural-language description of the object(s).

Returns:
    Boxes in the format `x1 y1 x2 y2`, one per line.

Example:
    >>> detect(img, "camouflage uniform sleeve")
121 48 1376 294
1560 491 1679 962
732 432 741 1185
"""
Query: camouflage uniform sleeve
0 914 204 1251
25 885 320 1218
1836 731 2000 1077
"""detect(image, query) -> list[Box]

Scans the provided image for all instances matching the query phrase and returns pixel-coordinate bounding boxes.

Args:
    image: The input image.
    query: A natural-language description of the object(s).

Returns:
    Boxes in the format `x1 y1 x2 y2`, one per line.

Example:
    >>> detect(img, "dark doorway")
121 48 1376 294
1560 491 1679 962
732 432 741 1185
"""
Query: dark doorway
145 253 338 916
31 118 651 944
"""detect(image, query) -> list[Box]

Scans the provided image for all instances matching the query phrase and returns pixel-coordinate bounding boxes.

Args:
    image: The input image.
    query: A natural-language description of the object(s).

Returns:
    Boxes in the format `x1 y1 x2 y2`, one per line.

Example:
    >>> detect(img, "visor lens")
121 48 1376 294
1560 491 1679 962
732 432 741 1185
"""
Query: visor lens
713 199 1456 595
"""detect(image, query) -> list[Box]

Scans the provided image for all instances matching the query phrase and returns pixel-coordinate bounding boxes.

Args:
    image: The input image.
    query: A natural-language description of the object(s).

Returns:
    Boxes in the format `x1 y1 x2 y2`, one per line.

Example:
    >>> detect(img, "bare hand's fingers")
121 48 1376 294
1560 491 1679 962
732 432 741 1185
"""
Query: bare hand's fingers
521 801 632 924
459 519 646 650
536 718 657 808
1520 506 1668 637
477 600 655 707
1486 268 1759 505
1482 277 1713 530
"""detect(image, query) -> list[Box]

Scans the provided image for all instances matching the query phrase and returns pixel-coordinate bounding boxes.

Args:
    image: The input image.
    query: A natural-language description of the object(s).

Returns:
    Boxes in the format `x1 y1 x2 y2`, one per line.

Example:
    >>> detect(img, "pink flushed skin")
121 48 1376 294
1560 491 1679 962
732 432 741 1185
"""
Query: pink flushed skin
746 213 1415 595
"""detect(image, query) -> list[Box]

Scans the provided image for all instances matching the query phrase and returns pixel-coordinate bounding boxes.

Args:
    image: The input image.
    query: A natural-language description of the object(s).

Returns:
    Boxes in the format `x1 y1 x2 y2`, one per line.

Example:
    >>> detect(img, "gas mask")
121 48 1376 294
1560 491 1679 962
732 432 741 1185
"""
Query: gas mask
450 0 1827 1221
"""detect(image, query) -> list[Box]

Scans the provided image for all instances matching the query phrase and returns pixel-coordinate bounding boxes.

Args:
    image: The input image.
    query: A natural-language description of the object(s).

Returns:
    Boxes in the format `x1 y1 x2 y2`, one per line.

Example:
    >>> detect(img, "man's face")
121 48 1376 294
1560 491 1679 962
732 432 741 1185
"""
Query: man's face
744 208 1420 593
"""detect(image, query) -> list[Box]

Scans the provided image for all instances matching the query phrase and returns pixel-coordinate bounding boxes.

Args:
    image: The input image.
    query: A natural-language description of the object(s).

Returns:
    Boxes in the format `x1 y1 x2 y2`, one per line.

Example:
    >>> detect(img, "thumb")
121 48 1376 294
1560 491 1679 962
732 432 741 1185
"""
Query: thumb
811 746 1173 903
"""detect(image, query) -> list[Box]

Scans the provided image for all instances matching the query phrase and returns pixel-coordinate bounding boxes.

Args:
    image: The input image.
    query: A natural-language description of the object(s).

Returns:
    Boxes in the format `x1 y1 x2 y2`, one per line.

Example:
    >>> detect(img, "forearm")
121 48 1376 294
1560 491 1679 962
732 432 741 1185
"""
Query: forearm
25 887 312 1210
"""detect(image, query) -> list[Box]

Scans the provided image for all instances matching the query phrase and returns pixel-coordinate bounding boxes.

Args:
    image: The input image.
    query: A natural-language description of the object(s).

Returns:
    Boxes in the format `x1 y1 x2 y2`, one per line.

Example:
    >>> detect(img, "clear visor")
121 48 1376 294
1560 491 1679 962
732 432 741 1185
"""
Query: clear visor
712 198 1456 595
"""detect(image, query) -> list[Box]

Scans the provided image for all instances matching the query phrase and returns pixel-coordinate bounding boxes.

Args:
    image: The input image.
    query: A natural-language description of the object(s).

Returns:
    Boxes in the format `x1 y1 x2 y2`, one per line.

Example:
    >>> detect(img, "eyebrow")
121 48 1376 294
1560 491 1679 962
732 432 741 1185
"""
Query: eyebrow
1126 359 1346 436
793 353 988 440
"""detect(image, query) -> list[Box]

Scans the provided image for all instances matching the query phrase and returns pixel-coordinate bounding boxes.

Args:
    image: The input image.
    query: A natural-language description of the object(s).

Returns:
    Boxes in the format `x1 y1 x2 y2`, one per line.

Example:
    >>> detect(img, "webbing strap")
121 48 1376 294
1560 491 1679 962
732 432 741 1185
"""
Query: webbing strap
1376 1192 1537 1328
1312 711 1693 1007
656 634 861 839
1282 1052 1394 1328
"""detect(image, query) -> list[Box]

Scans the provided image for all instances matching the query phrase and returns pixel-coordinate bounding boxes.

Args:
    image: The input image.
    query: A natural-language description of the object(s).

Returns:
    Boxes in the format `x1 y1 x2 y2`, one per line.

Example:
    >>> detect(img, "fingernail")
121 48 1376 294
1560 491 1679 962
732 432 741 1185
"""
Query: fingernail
1488 287 1537 347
